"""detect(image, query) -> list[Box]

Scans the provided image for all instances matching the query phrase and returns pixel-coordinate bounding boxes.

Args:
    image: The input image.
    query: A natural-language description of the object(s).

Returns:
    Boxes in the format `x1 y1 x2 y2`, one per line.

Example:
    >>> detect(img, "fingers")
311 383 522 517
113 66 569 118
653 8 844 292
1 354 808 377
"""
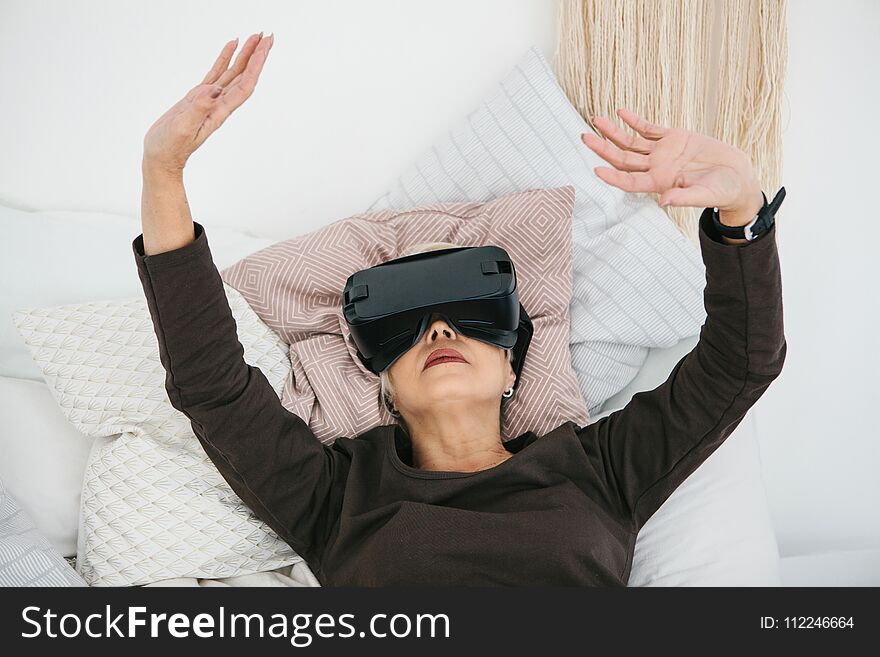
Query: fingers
581 132 649 172
214 32 266 88
204 34 272 131
185 33 270 103
226 32 273 89
593 167 657 194
590 115 654 154
616 108 670 140
201 38 239 86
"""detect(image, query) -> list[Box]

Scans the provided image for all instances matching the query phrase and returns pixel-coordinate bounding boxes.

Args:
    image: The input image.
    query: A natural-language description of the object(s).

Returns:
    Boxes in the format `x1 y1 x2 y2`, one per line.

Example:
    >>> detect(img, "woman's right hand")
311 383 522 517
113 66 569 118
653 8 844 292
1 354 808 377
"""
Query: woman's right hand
142 32 274 174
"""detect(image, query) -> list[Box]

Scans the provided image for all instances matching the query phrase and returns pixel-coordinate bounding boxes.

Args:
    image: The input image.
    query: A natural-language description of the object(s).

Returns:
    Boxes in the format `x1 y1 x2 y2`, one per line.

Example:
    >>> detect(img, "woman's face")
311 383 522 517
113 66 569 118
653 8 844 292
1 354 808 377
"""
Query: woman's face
387 313 516 418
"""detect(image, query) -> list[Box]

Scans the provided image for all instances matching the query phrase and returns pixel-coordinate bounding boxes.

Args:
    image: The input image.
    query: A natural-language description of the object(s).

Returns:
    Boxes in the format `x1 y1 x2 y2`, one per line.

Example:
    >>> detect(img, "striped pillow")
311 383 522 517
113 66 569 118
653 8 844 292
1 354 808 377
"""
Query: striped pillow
0 479 85 587
368 46 707 416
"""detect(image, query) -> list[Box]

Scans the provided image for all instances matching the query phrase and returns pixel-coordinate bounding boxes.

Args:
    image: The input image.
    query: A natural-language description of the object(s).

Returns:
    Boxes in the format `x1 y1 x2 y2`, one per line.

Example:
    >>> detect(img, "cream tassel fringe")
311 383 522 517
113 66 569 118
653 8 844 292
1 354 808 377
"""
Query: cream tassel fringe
554 0 788 244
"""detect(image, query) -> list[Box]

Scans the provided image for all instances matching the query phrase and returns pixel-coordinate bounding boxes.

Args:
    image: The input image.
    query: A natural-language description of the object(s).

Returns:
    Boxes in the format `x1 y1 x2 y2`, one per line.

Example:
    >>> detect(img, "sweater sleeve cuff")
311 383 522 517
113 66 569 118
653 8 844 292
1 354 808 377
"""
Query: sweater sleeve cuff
132 221 209 271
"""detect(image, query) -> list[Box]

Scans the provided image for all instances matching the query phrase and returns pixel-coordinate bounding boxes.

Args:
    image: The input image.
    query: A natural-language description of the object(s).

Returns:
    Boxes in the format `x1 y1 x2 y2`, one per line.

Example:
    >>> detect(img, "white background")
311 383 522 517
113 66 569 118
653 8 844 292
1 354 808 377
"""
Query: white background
1 0 877 562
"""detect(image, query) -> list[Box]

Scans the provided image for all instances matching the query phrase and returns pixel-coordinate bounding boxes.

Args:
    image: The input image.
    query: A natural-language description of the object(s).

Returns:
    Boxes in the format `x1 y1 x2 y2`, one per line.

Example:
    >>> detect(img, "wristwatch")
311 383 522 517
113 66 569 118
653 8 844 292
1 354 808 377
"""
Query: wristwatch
710 186 786 241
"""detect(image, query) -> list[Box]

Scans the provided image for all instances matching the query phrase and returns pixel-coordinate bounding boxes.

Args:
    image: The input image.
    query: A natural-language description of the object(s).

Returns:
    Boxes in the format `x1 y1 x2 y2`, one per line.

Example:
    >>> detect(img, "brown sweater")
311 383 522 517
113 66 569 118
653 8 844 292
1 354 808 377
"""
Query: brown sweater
132 209 786 586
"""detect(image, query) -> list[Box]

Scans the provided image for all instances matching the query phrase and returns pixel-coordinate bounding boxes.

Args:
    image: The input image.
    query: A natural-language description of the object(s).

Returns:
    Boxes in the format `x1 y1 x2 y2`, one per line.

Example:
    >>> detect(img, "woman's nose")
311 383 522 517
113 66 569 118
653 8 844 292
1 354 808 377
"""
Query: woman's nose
426 313 456 341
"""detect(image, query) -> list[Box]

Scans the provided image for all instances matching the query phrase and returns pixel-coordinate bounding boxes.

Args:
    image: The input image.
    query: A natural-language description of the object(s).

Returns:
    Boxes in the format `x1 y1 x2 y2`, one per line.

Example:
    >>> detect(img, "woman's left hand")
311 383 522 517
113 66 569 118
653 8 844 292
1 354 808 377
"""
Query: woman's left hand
581 108 764 227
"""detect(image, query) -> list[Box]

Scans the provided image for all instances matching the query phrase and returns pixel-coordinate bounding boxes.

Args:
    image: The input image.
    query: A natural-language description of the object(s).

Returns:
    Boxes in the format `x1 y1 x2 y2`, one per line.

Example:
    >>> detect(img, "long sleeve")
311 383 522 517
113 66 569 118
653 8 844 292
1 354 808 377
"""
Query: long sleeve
132 221 350 567
574 207 787 533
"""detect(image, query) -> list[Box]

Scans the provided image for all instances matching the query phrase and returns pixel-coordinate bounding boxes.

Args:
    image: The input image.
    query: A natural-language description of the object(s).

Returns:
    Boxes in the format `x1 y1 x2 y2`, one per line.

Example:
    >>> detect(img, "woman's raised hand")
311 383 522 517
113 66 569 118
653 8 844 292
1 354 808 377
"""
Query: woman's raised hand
142 32 274 174
582 109 764 226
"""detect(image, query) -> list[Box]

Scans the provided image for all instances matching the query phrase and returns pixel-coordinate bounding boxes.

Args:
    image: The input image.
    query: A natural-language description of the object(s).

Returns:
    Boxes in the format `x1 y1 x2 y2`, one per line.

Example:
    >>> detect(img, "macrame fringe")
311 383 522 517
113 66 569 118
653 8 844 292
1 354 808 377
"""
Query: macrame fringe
554 0 788 244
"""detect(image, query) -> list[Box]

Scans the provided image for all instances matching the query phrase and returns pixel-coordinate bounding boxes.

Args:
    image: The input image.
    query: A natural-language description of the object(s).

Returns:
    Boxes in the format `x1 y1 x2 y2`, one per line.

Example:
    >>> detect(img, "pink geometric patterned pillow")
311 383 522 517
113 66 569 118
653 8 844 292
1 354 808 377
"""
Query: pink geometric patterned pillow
220 185 589 444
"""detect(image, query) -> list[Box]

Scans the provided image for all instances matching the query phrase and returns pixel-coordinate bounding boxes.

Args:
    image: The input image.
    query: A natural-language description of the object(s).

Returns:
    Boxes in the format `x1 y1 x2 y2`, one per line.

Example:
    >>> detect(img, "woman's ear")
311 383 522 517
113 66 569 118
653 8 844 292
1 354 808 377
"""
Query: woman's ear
506 366 517 391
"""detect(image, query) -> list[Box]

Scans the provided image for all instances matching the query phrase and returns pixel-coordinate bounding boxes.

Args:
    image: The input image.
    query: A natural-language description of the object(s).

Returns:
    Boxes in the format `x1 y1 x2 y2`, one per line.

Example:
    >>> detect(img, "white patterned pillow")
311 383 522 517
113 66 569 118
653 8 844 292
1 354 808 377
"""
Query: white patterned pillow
13 286 309 586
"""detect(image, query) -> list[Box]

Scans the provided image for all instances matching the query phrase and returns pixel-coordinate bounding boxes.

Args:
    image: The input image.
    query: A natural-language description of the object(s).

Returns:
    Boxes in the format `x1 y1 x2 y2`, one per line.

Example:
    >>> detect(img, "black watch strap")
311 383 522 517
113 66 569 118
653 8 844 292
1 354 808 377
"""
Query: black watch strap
710 186 786 241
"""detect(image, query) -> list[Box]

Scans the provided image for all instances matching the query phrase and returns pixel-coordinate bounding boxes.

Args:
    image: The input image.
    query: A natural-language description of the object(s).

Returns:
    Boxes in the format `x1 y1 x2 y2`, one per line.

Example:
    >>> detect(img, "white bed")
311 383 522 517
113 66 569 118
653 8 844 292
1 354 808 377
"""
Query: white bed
2 0 871 587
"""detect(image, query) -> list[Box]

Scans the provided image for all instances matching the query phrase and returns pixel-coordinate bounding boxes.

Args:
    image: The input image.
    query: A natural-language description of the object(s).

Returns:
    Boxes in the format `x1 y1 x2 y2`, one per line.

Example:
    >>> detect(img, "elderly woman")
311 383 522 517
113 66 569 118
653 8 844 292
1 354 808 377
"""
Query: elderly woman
135 33 786 586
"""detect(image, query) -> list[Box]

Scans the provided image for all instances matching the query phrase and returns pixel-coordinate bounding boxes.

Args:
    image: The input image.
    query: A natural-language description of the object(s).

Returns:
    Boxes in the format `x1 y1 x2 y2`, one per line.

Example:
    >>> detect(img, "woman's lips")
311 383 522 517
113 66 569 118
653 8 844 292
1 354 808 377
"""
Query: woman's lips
424 356 468 369
423 348 468 370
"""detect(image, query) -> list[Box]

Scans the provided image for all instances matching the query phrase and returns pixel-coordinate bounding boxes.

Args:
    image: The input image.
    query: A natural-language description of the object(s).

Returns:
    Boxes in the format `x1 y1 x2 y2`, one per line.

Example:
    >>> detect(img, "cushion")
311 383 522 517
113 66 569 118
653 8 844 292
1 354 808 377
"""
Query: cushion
12 284 305 586
0 376 93 557
367 46 707 417
0 478 86 586
592 336 782 586
0 203 275 381
220 185 589 444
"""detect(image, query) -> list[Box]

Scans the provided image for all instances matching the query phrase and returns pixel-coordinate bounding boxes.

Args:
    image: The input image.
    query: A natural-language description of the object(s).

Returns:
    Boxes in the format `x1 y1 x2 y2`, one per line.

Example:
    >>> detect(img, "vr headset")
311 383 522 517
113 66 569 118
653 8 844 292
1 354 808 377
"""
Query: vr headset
342 245 532 390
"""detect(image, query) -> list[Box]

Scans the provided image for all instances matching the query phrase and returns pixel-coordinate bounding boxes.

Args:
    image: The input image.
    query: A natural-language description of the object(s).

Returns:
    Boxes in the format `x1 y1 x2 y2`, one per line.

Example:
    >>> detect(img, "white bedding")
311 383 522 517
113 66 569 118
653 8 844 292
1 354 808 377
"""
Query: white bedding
144 561 321 588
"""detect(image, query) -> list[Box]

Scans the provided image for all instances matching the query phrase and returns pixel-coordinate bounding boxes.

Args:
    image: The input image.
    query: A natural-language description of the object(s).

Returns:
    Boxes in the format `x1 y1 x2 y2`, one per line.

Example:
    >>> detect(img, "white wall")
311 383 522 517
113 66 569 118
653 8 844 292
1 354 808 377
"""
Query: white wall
1 0 876 560
756 0 880 558
0 0 559 238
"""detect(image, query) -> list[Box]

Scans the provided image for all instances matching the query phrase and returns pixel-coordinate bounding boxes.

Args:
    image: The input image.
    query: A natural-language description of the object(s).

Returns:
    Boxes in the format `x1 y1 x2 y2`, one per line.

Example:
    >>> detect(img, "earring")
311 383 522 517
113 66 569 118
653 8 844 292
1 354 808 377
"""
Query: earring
502 387 514 398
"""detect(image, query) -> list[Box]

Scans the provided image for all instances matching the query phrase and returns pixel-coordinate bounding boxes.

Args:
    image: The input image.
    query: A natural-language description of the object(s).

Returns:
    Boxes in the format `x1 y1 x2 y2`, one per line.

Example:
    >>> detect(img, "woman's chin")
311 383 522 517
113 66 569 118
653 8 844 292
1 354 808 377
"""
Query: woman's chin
418 382 487 404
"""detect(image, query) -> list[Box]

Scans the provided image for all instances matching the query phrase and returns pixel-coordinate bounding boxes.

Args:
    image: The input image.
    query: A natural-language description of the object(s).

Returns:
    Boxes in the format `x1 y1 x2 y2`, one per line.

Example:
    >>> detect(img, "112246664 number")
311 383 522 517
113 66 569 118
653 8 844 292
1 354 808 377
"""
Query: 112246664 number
760 616 855 630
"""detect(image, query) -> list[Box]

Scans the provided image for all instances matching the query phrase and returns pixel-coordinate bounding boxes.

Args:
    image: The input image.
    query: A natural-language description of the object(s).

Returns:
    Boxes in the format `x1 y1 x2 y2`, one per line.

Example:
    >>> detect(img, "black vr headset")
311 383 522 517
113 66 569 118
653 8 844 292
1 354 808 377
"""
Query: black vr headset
342 245 532 391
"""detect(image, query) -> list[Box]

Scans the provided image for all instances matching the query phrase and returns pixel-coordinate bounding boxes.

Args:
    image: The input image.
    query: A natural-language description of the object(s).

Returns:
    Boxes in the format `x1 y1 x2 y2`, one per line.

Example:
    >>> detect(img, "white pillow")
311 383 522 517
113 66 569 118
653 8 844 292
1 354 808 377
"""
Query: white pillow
12 285 307 586
593 336 782 586
0 478 86 586
0 376 93 557
0 204 274 381
368 46 707 416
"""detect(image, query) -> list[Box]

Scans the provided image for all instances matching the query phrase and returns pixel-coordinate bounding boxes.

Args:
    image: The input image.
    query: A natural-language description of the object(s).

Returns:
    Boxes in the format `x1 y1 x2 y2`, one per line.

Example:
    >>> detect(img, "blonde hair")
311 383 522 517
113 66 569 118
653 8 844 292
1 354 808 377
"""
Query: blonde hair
378 241 515 416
